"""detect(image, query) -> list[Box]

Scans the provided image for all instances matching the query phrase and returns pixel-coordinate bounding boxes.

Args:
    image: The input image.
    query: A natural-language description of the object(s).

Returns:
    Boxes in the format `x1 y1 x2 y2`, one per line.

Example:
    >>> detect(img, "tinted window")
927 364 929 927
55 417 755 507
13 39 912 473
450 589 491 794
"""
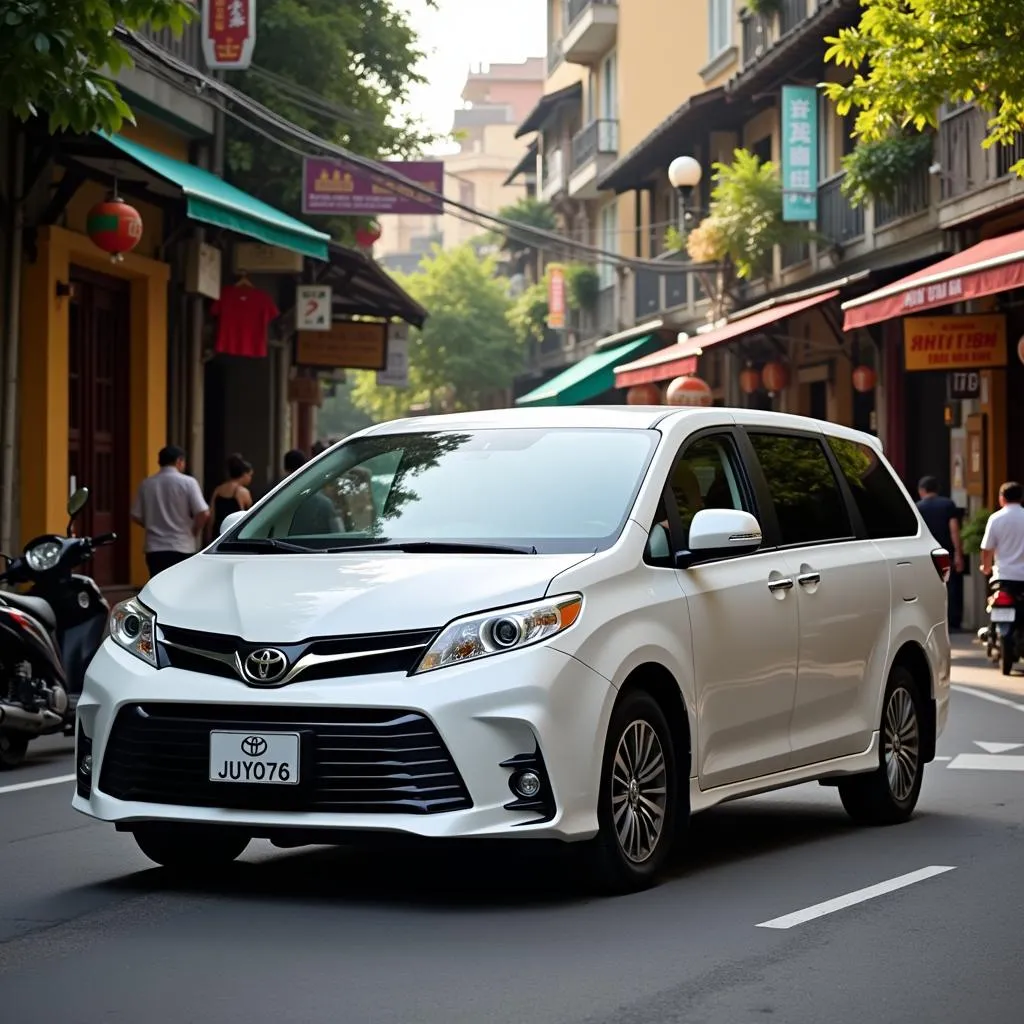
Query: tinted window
826 436 919 539
668 435 747 545
748 432 852 546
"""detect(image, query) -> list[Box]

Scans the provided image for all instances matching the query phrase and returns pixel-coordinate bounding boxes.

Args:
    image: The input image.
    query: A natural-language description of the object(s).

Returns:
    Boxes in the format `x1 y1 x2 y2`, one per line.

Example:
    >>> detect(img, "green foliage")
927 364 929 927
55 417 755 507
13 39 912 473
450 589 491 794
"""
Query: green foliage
841 132 934 207
350 245 522 422
823 0 1024 177
225 0 438 244
489 196 557 258
508 280 549 346
961 507 993 556
0 0 195 133
745 0 782 16
663 225 684 252
565 263 600 310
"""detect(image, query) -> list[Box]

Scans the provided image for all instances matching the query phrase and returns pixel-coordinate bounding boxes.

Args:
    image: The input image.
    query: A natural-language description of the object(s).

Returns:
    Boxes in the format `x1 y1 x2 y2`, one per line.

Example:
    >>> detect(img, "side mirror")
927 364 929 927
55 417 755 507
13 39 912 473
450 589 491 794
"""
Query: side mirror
67 487 89 518
676 508 762 568
219 509 247 536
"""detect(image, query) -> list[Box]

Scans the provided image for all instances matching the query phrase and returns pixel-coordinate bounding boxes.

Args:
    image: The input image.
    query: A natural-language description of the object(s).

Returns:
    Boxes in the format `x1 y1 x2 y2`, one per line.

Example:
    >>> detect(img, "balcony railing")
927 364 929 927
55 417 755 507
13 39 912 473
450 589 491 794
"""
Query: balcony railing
741 12 771 66
938 103 1024 200
740 0 814 69
779 0 809 35
548 38 564 73
874 164 932 228
780 238 810 268
136 18 206 68
567 0 618 26
817 173 864 245
571 118 619 172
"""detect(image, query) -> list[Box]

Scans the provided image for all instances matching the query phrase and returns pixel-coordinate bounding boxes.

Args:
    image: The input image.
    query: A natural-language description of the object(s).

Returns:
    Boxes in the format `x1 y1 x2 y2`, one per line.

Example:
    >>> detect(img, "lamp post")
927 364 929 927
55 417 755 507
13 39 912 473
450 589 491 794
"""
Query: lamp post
667 155 703 227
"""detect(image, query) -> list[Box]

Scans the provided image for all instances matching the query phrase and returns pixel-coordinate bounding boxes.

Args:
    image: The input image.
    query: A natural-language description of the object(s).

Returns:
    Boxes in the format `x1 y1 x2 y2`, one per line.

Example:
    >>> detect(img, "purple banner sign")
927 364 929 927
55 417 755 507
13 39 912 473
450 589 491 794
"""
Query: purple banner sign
302 158 445 216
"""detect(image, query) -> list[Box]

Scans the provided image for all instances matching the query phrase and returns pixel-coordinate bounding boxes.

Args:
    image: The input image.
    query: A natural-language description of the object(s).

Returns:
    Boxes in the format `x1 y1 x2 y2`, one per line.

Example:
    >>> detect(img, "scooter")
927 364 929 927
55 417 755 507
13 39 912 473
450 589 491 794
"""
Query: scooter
0 487 115 768
979 577 1024 676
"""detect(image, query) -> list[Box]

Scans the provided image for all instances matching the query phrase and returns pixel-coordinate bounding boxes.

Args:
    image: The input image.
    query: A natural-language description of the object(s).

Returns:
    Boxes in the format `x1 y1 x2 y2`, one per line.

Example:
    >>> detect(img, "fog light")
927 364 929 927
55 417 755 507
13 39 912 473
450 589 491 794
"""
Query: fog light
79 753 92 776
511 770 541 799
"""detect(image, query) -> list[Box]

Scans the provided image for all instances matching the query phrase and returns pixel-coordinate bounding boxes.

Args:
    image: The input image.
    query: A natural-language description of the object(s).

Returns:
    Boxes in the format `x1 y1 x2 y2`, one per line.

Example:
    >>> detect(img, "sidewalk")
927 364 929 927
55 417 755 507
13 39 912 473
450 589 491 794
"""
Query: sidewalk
950 631 1024 698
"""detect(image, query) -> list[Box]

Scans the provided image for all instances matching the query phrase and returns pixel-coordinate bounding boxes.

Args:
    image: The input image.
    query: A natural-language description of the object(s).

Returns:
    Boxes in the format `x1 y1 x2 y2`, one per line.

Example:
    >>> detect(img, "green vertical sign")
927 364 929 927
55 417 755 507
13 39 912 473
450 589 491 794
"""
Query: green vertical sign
782 85 818 222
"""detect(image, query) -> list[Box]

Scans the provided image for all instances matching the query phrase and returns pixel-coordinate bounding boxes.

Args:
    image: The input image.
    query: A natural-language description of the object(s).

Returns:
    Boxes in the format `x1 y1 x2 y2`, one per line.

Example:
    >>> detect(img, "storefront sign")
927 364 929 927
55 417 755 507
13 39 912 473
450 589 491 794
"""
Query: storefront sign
947 370 982 400
201 0 256 70
547 265 566 329
295 285 332 332
781 85 818 222
234 242 304 274
301 158 444 216
287 375 322 407
185 240 221 300
903 315 1008 371
295 320 387 370
376 323 410 387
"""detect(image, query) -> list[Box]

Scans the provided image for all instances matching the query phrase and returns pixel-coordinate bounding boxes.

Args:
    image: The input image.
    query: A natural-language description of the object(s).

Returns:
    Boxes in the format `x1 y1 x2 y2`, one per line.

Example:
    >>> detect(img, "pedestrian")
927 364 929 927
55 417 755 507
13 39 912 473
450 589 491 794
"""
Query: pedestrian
130 445 210 579
208 453 254 539
917 475 964 630
980 481 1024 586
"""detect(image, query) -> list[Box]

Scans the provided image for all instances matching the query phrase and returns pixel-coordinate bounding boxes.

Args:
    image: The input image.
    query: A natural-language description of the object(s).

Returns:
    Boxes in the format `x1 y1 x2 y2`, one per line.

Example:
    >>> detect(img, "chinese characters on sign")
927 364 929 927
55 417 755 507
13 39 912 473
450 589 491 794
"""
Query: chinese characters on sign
903 315 1008 372
547 265 566 330
302 158 445 216
295 285 332 332
781 85 818 223
201 0 256 70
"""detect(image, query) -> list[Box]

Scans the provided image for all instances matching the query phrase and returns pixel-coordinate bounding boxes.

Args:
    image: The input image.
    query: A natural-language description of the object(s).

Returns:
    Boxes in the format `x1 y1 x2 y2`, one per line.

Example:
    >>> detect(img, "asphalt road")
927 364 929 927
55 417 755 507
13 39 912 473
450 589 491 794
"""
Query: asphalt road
1 642 1023 1023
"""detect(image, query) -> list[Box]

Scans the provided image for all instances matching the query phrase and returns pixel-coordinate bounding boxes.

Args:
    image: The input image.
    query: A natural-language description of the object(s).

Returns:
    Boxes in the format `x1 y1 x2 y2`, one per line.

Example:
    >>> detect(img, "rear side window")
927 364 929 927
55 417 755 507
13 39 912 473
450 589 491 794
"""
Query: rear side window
826 436 918 539
748 432 853 546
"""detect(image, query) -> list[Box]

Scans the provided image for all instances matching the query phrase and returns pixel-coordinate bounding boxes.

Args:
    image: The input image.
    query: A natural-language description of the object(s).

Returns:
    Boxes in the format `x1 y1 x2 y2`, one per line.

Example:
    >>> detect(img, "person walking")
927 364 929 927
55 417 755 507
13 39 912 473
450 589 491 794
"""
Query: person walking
208 453 254 538
917 475 964 630
130 445 210 578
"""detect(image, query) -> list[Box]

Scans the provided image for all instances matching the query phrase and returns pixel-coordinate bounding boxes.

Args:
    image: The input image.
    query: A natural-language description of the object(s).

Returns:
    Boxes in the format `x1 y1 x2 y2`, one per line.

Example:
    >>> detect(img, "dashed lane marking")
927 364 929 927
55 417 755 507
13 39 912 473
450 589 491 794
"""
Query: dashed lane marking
952 684 1024 712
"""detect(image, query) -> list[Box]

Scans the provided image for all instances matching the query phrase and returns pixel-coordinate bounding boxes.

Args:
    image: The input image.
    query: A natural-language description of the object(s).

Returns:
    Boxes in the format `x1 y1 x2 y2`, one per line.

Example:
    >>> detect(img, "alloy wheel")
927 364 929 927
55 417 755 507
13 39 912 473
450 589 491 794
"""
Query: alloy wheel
610 720 668 864
883 686 920 802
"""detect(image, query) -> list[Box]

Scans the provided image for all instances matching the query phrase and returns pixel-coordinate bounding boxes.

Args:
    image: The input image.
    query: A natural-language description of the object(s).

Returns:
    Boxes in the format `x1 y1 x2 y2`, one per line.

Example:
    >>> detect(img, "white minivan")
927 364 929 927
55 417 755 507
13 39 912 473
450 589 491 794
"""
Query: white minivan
75 407 951 892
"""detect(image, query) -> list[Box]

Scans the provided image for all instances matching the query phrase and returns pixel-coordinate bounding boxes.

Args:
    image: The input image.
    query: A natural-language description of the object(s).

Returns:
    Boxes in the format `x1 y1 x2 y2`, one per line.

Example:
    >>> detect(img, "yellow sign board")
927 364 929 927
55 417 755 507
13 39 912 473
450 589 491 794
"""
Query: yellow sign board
903 314 1007 372
296 321 387 370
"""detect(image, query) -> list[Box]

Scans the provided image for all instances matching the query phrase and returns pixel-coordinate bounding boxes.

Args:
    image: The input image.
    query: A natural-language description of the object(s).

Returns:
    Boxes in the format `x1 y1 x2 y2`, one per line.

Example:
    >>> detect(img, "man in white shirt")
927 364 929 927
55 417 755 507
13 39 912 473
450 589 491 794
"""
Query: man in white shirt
131 445 210 578
980 481 1024 582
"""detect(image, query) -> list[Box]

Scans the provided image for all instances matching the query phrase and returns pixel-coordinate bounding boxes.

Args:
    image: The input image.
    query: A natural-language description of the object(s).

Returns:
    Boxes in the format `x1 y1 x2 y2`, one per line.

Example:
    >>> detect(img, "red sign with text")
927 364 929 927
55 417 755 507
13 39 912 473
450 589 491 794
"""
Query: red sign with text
202 0 256 70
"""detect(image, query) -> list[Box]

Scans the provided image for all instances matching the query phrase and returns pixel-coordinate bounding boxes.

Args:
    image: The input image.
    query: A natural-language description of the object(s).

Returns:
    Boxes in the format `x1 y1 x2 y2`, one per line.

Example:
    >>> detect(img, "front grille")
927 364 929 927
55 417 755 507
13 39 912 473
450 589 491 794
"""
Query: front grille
157 625 438 683
98 703 473 814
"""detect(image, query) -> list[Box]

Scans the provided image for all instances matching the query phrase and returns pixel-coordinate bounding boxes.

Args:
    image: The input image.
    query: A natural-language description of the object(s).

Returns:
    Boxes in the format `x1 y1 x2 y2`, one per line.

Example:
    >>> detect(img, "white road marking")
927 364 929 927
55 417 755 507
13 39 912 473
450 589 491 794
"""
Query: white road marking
952 685 1024 713
947 753 1024 772
974 741 1024 754
755 866 956 930
933 755 952 762
0 773 75 796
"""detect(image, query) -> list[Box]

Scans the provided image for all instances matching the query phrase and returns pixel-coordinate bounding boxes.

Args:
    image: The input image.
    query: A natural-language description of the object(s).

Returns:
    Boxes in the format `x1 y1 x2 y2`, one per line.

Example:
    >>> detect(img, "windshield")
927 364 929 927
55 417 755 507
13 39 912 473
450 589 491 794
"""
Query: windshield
222 428 658 554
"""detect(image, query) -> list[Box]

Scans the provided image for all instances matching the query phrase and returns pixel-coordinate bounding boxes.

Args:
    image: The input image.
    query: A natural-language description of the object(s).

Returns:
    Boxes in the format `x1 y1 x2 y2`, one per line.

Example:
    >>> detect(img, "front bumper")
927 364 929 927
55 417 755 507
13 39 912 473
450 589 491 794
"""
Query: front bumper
73 640 616 842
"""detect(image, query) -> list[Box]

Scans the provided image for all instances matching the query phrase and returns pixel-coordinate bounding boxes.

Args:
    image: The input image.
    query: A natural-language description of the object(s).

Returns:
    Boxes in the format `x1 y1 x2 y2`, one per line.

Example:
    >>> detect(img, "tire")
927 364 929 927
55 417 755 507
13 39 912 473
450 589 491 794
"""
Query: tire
1001 638 1016 676
582 690 679 895
838 666 925 826
132 824 250 872
0 732 29 769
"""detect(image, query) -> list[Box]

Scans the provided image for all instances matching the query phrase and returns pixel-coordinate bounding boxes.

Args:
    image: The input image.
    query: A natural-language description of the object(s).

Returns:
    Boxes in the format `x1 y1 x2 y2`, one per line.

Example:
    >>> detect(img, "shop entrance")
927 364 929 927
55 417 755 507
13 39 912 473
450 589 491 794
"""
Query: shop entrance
903 370 951 495
67 267 131 587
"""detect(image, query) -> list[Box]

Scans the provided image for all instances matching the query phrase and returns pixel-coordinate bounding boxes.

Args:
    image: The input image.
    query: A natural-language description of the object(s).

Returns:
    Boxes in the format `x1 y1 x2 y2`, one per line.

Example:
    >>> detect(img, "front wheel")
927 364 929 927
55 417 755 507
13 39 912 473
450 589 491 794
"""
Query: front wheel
838 667 925 826
0 732 29 769
581 690 679 895
132 824 250 873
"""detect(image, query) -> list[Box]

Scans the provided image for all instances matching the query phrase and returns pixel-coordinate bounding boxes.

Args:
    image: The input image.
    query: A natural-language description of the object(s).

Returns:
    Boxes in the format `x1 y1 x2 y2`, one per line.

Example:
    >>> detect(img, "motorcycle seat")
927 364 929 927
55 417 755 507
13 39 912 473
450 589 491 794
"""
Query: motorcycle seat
0 591 57 631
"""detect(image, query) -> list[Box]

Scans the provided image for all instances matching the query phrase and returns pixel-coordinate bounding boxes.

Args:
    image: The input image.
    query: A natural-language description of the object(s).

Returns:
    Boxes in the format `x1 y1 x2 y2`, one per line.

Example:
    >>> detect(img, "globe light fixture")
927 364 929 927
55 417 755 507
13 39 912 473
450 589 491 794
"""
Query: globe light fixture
667 155 703 194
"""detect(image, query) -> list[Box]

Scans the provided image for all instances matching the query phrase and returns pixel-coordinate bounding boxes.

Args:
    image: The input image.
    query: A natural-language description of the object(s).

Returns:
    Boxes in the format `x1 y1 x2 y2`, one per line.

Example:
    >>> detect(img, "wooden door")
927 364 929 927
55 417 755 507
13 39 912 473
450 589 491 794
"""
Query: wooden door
68 268 131 587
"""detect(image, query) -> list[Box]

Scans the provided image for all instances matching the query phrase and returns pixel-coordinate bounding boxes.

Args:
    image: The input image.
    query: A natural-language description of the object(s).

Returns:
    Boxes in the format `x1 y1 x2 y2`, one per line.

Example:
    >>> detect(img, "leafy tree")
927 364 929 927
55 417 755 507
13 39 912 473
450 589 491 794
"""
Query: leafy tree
489 196 556 277
0 0 194 132
507 279 548 347
225 0 438 245
823 0 1024 174
351 244 522 421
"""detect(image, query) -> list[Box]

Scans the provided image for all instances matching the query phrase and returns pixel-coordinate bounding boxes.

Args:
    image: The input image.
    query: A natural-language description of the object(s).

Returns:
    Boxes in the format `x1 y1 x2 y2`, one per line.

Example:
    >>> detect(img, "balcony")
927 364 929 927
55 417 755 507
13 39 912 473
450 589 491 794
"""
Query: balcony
740 0 815 69
548 38 564 74
541 149 566 201
136 18 206 69
563 0 618 65
569 119 619 198
874 164 932 229
817 173 864 247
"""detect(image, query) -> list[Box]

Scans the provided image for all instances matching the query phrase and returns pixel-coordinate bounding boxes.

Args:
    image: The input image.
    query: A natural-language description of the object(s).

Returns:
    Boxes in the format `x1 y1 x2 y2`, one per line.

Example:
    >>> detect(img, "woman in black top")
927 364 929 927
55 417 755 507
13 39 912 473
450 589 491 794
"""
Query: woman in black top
208 454 254 539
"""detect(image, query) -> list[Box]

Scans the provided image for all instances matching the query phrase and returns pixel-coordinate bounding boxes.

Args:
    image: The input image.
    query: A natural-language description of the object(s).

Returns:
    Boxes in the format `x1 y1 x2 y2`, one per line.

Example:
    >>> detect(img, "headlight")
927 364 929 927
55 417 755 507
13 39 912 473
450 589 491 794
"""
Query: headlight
414 594 583 674
108 597 157 667
25 539 62 572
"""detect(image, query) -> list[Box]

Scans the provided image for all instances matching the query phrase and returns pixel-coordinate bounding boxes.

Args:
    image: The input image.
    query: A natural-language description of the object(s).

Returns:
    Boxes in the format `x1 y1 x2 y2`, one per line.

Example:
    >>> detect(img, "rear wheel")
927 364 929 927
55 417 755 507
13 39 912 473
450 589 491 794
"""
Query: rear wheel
132 824 250 872
838 666 925 826
0 732 28 769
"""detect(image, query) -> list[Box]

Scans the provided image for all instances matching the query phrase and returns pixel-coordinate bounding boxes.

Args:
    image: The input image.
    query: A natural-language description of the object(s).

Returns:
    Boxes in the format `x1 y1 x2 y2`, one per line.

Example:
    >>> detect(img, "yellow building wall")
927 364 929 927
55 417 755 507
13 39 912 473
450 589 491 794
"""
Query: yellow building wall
120 113 190 161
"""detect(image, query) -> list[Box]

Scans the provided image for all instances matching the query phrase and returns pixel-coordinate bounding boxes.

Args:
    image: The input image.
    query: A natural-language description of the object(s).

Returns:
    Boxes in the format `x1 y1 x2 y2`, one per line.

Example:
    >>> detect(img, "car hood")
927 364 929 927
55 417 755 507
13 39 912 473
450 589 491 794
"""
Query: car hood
141 551 593 640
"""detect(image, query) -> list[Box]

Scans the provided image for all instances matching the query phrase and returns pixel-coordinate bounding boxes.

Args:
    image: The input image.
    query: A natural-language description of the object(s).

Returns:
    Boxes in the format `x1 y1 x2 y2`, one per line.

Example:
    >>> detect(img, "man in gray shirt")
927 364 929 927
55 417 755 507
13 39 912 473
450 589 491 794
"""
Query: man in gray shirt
131 445 210 577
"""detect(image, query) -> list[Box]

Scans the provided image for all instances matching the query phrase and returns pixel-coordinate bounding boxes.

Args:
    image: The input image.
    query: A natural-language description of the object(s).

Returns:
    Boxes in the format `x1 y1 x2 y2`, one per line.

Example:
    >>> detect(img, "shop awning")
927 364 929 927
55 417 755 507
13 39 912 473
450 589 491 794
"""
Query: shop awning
504 141 539 186
326 243 427 328
515 82 583 138
98 132 331 261
842 230 1024 330
614 290 838 389
516 335 653 407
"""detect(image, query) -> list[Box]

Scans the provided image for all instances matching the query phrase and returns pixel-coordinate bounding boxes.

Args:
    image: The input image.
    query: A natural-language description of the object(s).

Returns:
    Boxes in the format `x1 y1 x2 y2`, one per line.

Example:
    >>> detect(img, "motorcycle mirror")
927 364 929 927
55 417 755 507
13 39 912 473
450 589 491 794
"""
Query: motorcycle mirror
66 487 89 537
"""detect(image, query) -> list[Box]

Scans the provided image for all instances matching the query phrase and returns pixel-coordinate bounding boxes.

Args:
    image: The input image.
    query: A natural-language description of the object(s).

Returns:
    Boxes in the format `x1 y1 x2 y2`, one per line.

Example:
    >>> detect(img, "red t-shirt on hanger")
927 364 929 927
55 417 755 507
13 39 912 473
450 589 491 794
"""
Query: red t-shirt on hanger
211 284 280 358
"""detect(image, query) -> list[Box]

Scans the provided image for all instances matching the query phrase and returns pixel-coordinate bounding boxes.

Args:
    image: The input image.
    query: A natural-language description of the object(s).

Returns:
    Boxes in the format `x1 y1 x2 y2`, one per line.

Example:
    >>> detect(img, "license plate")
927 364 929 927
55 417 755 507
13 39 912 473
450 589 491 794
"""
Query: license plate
209 731 300 785
991 607 1016 623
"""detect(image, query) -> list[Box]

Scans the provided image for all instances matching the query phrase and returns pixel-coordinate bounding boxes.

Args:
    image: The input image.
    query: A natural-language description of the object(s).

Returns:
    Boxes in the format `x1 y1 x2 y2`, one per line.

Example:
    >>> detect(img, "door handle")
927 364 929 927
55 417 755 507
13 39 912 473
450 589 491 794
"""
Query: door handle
768 578 794 592
797 572 821 587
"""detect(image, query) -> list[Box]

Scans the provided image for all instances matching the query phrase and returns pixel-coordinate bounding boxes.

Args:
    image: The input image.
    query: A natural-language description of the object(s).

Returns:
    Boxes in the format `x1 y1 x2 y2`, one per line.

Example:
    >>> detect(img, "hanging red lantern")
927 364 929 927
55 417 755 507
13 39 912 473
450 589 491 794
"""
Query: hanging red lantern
761 361 790 394
626 382 662 405
1017 335 1024 364
666 375 712 407
355 220 382 248
852 364 877 393
739 365 761 395
86 196 143 262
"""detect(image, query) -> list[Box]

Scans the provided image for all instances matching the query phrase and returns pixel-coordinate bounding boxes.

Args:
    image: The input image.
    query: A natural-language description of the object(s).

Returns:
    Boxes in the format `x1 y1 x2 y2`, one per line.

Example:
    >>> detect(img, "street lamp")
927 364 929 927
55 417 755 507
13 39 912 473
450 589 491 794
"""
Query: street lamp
667 155 703 225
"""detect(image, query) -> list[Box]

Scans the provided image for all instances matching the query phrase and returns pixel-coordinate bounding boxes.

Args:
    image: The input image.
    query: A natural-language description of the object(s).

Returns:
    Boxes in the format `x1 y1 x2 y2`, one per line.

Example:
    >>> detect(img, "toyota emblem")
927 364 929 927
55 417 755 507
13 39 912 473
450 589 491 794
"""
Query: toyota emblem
242 648 288 684
240 735 268 757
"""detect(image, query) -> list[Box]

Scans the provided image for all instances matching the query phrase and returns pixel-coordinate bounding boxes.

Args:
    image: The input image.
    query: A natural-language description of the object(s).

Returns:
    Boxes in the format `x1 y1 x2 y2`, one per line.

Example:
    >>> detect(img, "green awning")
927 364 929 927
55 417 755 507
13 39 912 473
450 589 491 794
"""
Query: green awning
98 132 330 261
516 335 654 407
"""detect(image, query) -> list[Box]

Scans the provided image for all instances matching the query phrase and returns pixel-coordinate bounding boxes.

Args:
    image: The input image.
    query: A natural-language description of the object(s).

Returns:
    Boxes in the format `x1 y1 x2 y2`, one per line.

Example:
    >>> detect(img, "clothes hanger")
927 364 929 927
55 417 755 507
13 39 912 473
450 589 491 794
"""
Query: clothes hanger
236 270 253 288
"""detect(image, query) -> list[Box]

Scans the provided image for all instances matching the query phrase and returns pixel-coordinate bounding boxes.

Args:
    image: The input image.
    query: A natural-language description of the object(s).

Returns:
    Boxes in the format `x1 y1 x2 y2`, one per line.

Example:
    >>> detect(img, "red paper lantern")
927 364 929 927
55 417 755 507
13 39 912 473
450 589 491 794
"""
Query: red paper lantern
86 197 143 262
666 375 712 407
852 364 877 393
761 361 790 394
739 366 761 395
1017 335 1024 364
355 220 382 248
626 383 662 405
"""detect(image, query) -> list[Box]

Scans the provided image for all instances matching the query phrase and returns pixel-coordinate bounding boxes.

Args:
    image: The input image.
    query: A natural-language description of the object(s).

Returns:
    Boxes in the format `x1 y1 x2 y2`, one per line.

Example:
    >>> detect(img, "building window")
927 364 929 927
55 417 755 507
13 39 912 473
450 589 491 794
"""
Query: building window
709 0 733 59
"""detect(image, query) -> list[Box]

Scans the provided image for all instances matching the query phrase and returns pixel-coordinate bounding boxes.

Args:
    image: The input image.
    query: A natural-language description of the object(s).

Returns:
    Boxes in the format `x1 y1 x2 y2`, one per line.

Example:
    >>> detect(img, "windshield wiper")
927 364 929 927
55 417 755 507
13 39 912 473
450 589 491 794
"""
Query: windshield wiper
216 537 319 554
324 540 538 555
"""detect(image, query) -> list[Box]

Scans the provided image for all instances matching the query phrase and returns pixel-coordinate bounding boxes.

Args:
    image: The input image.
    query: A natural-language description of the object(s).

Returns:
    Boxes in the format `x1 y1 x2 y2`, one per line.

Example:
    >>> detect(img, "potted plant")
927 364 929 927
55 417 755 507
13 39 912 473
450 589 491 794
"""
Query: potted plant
840 131 934 207
565 263 600 310
961 507 993 557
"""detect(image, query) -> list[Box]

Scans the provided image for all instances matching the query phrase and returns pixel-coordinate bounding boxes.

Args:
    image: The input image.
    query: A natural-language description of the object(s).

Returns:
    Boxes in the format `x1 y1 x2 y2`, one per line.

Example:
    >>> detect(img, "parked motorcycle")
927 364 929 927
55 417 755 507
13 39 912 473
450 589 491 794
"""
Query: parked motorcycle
979 578 1024 676
0 487 114 768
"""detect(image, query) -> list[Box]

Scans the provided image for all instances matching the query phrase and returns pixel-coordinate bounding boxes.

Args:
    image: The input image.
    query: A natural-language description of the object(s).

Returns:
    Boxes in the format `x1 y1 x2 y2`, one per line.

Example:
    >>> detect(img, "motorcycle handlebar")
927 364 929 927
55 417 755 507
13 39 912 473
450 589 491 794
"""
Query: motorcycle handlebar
92 533 117 546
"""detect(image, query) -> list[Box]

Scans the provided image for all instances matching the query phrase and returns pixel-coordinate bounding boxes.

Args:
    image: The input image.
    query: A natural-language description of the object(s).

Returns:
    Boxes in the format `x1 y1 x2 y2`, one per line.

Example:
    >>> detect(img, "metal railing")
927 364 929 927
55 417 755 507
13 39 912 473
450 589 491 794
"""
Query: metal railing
741 12 772 66
136 18 206 68
938 103 1024 199
596 283 617 335
779 0 809 35
817 173 864 244
571 119 619 172
874 163 932 228
780 238 810 268
548 38 564 73
567 0 618 28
